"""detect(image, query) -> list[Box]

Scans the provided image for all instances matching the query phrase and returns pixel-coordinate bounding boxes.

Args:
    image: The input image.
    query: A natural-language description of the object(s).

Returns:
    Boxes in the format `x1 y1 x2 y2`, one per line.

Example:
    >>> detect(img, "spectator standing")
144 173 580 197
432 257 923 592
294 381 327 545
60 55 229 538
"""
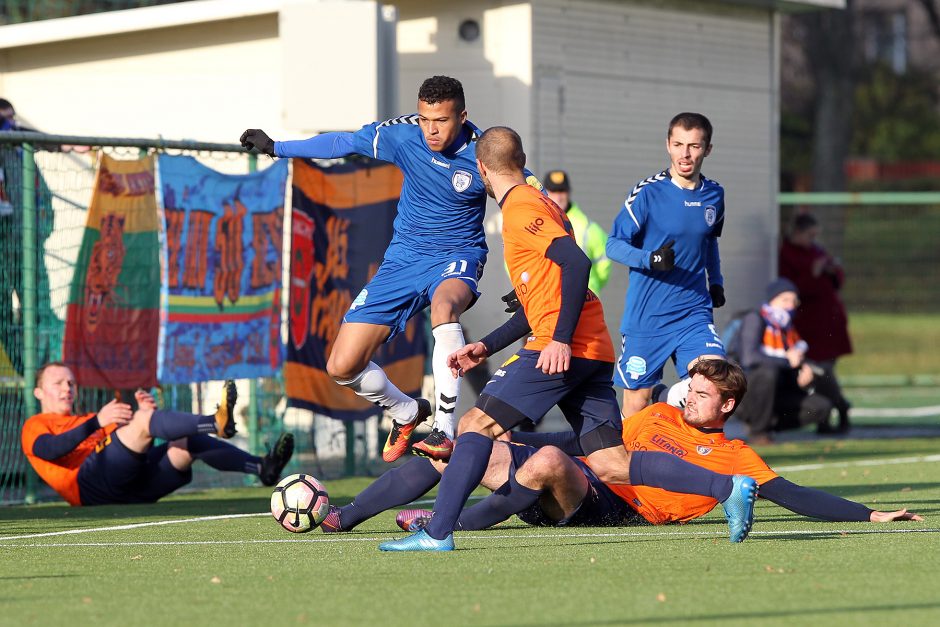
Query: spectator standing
779 213 852 433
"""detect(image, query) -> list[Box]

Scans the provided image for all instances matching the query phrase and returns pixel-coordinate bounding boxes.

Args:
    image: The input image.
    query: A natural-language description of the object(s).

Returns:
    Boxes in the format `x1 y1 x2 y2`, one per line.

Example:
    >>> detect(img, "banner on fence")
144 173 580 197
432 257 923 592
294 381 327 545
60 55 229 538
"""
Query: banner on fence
157 155 289 383
63 154 160 389
284 158 426 420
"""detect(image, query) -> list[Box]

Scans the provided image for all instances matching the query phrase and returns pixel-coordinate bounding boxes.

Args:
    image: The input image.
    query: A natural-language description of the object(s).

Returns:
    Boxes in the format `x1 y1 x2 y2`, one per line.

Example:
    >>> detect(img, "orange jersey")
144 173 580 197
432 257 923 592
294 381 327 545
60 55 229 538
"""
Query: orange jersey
21 412 117 505
501 184 614 362
588 403 778 524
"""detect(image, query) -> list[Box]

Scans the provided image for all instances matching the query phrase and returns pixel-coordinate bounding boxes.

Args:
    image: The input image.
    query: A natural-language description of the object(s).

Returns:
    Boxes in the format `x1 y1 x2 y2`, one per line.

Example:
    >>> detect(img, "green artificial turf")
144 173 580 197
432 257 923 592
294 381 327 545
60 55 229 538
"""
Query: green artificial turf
2 438 939 626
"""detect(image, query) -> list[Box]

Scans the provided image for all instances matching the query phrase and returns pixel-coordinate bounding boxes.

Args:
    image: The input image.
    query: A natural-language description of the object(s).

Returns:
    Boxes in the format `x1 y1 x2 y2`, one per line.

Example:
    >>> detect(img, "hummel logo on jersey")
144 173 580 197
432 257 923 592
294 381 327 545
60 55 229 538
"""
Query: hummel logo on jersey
524 217 545 235
431 157 450 169
684 201 701 207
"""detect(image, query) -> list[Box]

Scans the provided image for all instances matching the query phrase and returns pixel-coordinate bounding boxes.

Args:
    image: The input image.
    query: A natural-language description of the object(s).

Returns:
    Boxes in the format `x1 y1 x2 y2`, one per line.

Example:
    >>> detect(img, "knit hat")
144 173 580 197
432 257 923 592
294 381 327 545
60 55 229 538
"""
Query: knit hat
543 170 571 192
765 277 798 302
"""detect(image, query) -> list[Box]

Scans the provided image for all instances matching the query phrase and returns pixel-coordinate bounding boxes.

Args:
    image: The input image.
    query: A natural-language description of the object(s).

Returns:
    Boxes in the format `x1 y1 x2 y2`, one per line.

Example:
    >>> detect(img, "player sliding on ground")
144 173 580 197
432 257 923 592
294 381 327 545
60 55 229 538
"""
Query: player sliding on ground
377 127 757 552
319 360 922 534
241 76 541 462
21 362 294 506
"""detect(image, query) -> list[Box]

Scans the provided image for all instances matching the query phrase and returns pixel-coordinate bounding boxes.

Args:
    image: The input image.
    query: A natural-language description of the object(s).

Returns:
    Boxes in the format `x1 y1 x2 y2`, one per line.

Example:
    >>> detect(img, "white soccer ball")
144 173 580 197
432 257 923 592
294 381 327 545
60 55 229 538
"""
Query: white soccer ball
270 474 330 533
667 378 691 409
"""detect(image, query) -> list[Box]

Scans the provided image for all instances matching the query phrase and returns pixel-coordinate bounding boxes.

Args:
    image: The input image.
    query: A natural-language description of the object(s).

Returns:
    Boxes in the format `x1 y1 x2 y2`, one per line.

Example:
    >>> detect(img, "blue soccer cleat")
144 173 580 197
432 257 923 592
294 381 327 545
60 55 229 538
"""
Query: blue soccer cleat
379 529 454 552
721 474 758 543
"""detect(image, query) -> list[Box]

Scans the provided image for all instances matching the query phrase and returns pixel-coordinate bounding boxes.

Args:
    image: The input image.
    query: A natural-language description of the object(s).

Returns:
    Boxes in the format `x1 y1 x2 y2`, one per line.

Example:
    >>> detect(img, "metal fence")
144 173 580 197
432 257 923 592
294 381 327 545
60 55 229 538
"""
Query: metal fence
0 131 334 505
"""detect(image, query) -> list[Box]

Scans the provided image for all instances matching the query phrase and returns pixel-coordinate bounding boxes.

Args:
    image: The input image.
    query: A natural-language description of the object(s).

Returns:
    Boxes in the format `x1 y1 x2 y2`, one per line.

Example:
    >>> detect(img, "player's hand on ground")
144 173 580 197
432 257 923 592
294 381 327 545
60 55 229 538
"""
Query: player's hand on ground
448 341 489 377
134 388 157 411
536 341 571 375
709 283 725 308
96 399 133 427
239 129 275 157
649 240 675 272
870 508 923 522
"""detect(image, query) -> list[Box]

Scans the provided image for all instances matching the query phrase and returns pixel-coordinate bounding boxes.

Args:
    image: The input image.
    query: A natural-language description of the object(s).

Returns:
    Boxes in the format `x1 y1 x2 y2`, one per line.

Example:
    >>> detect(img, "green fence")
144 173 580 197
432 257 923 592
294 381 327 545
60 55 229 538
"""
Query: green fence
0 131 321 505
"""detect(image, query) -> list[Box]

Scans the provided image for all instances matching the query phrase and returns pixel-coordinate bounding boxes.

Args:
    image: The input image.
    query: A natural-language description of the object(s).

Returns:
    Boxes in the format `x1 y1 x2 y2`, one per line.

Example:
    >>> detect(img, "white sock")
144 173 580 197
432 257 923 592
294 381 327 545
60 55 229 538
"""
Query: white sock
431 322 465 438
336 362 417 425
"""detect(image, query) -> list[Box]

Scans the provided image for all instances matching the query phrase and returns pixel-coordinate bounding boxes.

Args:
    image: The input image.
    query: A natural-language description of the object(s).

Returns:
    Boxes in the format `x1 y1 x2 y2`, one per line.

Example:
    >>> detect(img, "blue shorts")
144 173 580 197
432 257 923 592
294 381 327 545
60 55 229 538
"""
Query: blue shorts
476 350 622 453
614 321 725 389
343 248 486 339
78 434 191 505
503 443 640 527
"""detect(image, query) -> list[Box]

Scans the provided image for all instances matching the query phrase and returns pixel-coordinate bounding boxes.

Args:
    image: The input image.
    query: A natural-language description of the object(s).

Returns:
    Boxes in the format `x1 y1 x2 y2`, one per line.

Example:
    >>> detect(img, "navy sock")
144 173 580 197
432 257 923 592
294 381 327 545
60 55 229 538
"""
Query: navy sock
630 451 732 501
456 473 541 531
339 457 441 531
148 410 215 441
425 432 493 540
186 433 260 474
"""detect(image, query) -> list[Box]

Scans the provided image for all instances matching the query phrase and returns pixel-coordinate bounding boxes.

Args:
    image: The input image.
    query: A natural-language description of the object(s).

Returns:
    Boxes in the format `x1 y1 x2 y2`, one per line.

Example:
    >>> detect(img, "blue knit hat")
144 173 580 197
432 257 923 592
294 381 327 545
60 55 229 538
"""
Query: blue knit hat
765 277 798 302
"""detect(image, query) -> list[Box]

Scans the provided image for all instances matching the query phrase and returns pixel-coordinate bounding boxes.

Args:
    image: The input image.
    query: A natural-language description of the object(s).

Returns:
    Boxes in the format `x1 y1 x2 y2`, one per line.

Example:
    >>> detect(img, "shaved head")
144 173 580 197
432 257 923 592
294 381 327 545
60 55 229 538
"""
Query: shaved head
476 126 526 174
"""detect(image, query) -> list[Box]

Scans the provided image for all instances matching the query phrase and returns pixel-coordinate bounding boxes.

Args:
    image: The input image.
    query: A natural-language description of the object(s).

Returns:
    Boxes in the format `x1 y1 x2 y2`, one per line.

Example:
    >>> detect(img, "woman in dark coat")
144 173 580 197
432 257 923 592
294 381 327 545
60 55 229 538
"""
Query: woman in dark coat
779 213 852 432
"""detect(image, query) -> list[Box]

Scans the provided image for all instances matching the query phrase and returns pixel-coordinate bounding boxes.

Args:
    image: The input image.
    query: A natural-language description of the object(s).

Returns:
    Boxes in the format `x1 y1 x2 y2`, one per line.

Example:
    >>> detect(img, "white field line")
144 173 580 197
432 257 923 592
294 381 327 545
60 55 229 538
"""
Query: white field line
1 454 935 544
1 527 938 549
851 405 940 418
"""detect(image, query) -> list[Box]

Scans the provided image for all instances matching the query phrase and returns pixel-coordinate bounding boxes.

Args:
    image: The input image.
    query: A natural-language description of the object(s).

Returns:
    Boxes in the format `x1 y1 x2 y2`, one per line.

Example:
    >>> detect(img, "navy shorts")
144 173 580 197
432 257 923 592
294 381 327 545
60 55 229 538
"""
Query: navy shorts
503 442 640 527
344 246 486 339
77 433 192 505
476 350 622 451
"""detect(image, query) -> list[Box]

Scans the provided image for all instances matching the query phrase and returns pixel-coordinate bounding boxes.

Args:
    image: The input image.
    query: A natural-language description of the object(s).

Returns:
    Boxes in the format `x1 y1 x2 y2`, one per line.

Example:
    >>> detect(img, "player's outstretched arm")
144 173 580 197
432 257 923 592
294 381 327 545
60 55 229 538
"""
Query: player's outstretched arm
870 508 923 522
760 477 922 523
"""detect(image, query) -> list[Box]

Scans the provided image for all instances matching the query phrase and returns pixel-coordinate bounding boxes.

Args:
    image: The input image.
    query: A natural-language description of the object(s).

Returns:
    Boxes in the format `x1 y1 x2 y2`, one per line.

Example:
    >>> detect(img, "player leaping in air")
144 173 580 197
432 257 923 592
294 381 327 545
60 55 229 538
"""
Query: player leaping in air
241 76 540 462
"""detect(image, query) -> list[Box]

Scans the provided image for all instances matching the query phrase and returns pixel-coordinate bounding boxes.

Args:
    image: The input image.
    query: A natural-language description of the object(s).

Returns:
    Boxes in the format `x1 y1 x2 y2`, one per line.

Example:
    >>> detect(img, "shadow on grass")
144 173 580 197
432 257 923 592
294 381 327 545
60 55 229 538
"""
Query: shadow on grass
499 601 940 626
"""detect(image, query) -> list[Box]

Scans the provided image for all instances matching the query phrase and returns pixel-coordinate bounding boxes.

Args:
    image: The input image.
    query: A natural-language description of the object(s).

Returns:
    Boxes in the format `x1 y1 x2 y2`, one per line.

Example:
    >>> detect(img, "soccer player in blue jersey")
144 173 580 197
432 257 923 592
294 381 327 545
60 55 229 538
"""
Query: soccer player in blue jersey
241 76 531 461
607 112 727 419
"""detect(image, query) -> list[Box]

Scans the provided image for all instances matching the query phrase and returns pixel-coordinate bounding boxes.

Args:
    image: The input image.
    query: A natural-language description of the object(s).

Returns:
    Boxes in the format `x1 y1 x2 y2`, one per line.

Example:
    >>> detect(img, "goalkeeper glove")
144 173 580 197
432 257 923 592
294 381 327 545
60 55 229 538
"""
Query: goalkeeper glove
240 129 276 157
709 284 726 308
649 240 675 272
501 288 521 313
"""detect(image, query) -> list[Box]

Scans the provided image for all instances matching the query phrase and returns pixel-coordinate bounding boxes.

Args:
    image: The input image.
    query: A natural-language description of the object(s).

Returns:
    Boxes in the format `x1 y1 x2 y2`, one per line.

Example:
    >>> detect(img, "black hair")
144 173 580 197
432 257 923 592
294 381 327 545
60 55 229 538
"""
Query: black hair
418 76 465 113
668 112 713 146
792 213 819 233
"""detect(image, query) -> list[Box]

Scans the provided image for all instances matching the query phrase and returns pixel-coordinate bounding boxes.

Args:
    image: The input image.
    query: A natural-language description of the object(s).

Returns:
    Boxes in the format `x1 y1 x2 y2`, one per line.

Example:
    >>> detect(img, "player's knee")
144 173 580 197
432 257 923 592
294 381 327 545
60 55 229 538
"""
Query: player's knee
429 300 461 326
167 439 194 471
127 408 155 437
516 447 568 489
326 351 365 382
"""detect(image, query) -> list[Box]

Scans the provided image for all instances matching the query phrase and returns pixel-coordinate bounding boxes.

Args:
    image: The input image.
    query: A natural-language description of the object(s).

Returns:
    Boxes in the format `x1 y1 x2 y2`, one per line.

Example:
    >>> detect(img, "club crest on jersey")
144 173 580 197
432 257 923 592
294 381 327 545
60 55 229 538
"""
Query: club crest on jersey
452 170 473 192
696 445 713 456
704 205 717 226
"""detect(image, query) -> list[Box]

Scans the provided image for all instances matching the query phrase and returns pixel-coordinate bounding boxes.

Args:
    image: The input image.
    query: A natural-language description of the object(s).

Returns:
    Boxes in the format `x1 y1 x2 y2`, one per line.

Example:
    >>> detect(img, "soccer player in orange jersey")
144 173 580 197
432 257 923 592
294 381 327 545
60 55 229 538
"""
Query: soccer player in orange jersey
379 127 759 551
393 359 921 532
21 362 293 505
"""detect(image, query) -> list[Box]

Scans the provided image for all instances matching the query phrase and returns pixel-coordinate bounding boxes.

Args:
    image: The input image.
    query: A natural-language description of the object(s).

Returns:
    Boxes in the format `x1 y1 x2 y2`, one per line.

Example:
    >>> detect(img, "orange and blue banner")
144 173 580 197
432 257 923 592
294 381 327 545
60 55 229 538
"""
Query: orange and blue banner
64 155 161 388
285 158 426 420
157 155 289 383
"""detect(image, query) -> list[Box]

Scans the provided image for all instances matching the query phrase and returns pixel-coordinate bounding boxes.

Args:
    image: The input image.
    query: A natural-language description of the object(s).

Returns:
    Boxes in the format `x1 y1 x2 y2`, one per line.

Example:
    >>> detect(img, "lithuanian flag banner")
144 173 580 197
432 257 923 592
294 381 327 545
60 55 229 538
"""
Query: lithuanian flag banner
63 154 160 389
157 155 289 383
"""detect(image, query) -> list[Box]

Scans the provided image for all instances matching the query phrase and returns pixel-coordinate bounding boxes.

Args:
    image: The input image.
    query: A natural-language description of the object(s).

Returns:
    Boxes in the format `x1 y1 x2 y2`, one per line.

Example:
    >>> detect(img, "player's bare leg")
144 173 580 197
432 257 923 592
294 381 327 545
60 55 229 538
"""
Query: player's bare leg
514 447 589 522
166 439 195 471
328 321 430 462
413 278 475 461
621 387 653 420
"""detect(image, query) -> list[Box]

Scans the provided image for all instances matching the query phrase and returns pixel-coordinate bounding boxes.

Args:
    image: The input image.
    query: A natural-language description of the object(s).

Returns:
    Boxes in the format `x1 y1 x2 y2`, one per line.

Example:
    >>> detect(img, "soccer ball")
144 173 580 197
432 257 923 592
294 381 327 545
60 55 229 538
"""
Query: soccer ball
270 474 330 533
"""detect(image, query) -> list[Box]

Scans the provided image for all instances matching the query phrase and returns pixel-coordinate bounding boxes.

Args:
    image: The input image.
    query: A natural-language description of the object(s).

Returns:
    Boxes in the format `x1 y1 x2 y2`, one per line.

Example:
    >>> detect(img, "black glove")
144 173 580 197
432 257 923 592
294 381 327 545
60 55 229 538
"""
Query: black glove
501 288 521 313
239 129 276 157
709 283 726 308
649 240 675 272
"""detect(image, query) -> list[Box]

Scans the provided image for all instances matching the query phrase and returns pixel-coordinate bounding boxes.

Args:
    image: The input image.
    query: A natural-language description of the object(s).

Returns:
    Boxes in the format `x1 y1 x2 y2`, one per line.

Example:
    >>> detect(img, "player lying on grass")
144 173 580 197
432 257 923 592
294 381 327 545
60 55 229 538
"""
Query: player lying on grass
378 127 756 551
320 359 921 534
21 362 294 506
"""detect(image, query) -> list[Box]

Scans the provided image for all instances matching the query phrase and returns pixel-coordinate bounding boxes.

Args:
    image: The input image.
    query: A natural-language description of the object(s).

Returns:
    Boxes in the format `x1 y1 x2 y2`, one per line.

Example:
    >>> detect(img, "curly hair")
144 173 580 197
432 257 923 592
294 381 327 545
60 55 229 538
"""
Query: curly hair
418 76 465 112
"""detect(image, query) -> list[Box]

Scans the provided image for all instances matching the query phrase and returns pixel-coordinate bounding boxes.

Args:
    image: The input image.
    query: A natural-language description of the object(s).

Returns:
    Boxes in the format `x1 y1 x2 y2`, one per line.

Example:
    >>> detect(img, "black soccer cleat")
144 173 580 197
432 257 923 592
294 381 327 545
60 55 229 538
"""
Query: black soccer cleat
259 433 295 486
214 380 238 439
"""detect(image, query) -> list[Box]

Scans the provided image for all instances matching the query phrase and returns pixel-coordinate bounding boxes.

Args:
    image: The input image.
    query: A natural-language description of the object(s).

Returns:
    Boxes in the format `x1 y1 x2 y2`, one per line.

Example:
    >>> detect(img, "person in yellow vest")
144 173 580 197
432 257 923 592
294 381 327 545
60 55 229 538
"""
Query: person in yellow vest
543 170 612 294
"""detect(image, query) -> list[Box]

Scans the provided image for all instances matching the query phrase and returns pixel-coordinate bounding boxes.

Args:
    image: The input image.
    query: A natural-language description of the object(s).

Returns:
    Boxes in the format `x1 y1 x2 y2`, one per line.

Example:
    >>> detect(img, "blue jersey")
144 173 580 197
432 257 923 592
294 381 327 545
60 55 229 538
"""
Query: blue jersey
351 116 487 255
607 170 724 336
